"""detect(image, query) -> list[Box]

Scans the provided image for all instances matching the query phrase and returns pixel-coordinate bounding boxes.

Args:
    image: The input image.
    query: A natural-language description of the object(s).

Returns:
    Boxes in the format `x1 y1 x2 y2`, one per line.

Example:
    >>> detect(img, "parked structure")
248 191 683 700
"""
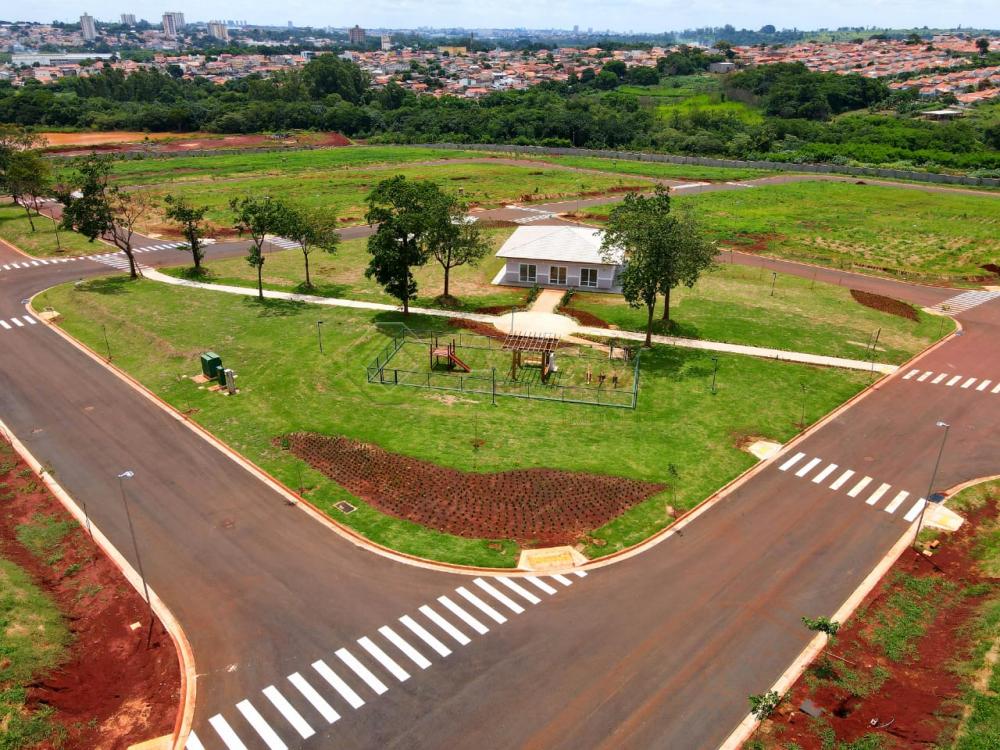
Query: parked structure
493 225 623 292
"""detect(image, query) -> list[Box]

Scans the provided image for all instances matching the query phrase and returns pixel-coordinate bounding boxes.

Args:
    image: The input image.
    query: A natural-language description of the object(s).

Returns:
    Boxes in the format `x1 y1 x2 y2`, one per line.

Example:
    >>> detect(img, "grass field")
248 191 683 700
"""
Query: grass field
567 262 952 363
618 74 762 124
536 154 773 181
38 277 870 565
0 203 104 258
582 181 1000 279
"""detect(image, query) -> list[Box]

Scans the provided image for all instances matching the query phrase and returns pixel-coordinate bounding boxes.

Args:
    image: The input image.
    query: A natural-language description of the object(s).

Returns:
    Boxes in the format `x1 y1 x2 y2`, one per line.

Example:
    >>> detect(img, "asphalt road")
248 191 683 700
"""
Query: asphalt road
1 194 997 749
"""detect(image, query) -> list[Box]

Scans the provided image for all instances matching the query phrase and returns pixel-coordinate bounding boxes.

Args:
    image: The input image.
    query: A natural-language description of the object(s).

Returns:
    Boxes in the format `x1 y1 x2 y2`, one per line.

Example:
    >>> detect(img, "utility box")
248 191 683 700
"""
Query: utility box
200 352 222 379
217 365 227 386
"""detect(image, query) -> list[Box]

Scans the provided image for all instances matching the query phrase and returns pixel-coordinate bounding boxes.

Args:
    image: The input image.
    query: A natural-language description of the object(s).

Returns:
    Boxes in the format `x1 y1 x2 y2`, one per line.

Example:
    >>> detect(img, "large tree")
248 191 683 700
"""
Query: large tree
230 195 288 300
164 194 210 272
364 176 442 314
4 149 51 232
279 206 340 290
427 196 490 300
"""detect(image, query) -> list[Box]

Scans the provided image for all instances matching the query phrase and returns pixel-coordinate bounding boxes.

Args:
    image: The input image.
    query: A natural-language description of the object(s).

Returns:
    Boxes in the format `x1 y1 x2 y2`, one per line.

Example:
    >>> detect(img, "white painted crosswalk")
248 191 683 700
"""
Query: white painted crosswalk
266 236 303 250
186 572 588 750
1 257 80 273
0 315 39 332
929 290 1000 315
900 369 1000 395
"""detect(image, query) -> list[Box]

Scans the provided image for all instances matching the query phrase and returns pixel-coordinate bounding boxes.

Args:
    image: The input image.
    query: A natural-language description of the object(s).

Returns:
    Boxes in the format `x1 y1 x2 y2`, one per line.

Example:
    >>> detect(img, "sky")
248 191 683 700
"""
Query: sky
15 0 1000 32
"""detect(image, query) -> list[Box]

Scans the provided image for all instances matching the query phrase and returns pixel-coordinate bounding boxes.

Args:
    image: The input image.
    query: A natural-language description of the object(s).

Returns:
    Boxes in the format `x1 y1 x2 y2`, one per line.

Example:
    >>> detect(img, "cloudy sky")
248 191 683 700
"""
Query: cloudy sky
17 0 1000 31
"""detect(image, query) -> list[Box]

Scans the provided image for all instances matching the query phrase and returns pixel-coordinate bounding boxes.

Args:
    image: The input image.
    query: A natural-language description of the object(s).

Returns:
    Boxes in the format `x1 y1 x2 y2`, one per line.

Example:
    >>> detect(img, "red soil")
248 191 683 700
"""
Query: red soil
0 440 180 749
278 433 664 545
723 232 783 254
448 317 508 340
849 289 919 321
47 131 351 157
557 305 611 329
762 498 999 749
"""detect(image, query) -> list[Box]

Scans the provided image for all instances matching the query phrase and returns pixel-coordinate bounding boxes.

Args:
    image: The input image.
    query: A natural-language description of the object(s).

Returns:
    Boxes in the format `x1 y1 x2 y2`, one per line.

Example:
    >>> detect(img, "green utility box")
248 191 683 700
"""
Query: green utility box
200 352 222 379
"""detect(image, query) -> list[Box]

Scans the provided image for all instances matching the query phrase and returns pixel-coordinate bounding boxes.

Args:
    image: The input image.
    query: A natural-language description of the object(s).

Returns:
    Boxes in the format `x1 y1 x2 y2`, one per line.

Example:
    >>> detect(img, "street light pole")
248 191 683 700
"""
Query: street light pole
710 356 718 394
769 271 777 297
915 421 950 548
117 470 152 627
317 320 325 353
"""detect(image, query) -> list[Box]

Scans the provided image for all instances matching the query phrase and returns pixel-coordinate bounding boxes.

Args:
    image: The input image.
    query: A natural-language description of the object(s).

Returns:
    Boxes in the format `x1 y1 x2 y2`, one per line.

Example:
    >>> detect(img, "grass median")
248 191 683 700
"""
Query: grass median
0 203 103 258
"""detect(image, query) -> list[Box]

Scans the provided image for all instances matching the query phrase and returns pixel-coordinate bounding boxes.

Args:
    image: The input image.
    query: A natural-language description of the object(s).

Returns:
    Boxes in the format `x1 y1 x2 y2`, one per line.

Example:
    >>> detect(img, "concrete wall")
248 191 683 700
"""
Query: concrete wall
501 257 619 290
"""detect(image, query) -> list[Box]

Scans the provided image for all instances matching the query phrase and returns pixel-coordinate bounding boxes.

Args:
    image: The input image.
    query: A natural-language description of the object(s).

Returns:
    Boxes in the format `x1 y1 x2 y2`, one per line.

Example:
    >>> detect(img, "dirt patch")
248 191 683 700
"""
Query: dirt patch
557 305 611 329
448 317 508 340
277 433 664 545
45 131 351 157
758 498 1000 749
722 232 783 254
980 263 1000 275
40 131 181 147
0 439 180 749
849 289 918 321
473 304 524 315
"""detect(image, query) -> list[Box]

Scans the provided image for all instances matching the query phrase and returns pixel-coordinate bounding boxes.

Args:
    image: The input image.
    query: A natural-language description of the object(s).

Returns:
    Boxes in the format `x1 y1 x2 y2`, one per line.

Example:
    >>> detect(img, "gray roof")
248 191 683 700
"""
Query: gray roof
495 225 622 265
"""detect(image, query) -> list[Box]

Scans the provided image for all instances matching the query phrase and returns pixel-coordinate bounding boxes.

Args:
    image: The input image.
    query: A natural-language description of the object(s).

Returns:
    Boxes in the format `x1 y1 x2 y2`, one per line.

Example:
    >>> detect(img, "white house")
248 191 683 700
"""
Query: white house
492 225 623 292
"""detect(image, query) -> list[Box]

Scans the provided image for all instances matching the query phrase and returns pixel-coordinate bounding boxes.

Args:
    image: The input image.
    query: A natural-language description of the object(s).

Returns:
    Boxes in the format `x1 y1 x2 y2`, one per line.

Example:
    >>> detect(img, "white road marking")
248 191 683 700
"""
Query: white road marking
961 378 977 389
263 685 315 739
438 595 489 635
812 463 838 484
550 574 574 587
419 604 471 645
11 318 23 327
847 476 873 498
795 457 822 478
23 316 36 325
288 672 340 724
993 383 1000 394
236 699 287 750
311 660 365 709
946 375 962 386
884 490 909 514
208 714 249 750
379 625 432 669
399 614 452 656
829 469 855 490
456 586 507 624
917 371 932 382
473 578 525 614
358 636 410 682
904 498 927 522
525 576 558 595
778 451 806 471
903 369 919 379
185 731 206 750
573 570 588 577
931 373 948 384
865 482 892 506
0 320 10 330
336 648 389 695
976 380 991 391
497 577 541 604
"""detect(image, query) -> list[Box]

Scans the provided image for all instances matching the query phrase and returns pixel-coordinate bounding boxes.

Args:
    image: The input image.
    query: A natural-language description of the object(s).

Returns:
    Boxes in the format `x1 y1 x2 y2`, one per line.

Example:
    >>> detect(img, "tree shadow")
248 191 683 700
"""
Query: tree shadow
651 318 702 340
292 281 354 298
75 276 133 296
639 344 717 380
241 296 310 317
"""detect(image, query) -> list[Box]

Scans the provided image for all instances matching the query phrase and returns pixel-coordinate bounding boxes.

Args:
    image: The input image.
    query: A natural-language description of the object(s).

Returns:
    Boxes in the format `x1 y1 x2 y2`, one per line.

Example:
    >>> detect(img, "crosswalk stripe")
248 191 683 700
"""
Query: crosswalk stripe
358 636 410 682
456 587 507 624
336 648 389 695
236 699 287 750
379 625 432 669
473 578 525 614
525 576 558 595
778 452 806 471
38 259 49 265
903 369 919 379
0 321 10 330
993 383 1000 394
311 660 365 709
438 595 489 635
208 714 249 750
419 604 471 645
2 264 10 270
288 672 340 724
23 316 36 325
865 482 892 506
847 476 873 497
917 371 932 382
904 498 926 522
946 375 962 386
399 615 452 657
976 380 991 391
795 457 822 478
497 577 541 604
931 373 947 384
263 685 315 739
884 490 909 514
185 731 206 750
550 574 574 587
11 318 24 327
573 570 588 577
829 469 855 490
961 378 977 389
812 463 838 484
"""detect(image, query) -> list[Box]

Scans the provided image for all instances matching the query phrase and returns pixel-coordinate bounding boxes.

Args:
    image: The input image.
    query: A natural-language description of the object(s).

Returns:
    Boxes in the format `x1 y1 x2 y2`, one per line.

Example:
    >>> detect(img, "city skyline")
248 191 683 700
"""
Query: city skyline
9 1 1000 33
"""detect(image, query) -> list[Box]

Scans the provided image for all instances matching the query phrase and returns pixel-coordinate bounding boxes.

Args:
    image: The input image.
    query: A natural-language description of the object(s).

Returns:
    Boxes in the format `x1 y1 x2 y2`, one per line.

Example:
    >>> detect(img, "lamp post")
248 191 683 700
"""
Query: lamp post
915 421 950 549
769 271 777 297
117 470 152 625
710 356 719 394
799 383 808 429
316 320 325 353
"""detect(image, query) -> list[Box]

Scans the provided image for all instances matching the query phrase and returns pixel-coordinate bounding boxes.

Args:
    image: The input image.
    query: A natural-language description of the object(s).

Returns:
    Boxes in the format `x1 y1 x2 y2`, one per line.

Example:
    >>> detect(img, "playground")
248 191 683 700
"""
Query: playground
367 327 641 408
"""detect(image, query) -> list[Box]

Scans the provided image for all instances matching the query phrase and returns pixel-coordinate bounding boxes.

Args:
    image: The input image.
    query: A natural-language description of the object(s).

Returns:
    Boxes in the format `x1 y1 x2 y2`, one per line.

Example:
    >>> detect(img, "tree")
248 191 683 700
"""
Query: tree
656 209 716 322
975 37 990 55
748 690 782 722
164 194 209 272
279 206 340 290
364 175 441 314
230 195 288 300
427 196 490 300
106 188 154 278
802 616 841 636
4 149 51 232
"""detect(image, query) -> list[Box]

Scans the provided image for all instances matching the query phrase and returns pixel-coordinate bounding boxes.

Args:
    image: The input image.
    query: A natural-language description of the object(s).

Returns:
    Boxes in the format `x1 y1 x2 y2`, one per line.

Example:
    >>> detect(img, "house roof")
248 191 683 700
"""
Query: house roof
495 225 622 265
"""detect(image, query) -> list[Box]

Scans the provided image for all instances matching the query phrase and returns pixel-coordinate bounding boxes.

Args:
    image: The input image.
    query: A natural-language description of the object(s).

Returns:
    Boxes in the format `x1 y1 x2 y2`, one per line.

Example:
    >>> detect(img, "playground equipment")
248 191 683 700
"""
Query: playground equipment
503 332 559 383
430 336 471 373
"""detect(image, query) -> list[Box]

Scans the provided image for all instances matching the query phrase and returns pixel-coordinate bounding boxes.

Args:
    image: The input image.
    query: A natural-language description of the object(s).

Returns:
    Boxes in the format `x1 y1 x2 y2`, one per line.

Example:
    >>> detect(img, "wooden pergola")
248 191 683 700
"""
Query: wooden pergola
502 333 559 382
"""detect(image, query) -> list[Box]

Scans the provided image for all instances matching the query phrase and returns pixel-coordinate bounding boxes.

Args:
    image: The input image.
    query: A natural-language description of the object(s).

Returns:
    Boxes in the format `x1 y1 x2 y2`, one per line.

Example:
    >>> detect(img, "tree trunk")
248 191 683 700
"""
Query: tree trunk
125 246 139 280
191 233 201 270
21 201 36 232
661 286 671 322
257 263 264 300
403 296 409 315
303 250 312 289
443 265 450 298
644 301 655 348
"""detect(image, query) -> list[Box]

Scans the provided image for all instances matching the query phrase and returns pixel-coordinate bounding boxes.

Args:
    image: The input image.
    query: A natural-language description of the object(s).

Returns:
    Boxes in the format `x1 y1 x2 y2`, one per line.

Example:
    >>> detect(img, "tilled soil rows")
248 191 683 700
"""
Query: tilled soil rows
280 433 664 545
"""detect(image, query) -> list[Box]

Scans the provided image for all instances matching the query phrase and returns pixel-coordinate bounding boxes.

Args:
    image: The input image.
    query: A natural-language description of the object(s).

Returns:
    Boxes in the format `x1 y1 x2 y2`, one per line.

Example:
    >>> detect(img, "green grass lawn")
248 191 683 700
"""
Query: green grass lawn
536 154 773 182
0 203 106 258
566 263 952 364
38 277 871 565
0 558 69 749
581 181 1000 280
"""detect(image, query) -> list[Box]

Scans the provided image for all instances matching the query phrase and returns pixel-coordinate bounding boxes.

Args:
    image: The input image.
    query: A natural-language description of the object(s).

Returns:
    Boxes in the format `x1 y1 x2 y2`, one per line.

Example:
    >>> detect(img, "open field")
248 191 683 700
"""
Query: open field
566 262 952 364
38 277 871 565
580 181 1000 280
0 203 105 257
40 130 183 146
619 74 763 124
534 154 774 181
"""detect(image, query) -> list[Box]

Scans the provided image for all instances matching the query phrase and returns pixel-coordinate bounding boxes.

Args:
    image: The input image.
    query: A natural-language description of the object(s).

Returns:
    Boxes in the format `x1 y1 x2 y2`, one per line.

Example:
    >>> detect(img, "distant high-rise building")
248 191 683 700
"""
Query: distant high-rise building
80 13 97 41
162 11 185 37
288 21 293 28
121 13 136 26
380 34 392 51
348 25 365 45
573 25 579 33
207 21 229 41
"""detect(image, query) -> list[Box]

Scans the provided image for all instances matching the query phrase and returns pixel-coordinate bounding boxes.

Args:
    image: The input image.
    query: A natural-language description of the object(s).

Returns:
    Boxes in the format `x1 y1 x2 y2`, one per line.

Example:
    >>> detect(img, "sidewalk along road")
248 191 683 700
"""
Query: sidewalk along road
1 217 998 748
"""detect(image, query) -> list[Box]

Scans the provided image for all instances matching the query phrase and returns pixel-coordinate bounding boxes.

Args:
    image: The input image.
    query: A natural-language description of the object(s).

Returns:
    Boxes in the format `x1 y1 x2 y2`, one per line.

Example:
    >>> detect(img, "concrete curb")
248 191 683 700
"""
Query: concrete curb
0 416 196 750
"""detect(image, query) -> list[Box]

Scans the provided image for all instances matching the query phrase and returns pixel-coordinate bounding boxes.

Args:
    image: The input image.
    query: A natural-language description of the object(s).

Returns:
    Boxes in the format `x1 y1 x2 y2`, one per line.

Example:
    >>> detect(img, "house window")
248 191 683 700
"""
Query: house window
549 266 567 285
518 263 537 283
580 268 598 288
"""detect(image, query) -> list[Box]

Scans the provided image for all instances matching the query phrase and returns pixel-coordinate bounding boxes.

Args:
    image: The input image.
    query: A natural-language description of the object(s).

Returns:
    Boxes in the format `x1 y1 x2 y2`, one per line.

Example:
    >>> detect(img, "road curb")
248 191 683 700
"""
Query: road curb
0 416 196 750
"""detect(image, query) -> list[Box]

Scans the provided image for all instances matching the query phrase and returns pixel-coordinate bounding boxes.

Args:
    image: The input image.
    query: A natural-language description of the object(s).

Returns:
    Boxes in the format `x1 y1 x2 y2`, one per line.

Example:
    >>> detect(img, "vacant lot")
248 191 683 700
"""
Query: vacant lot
38 277 870 566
